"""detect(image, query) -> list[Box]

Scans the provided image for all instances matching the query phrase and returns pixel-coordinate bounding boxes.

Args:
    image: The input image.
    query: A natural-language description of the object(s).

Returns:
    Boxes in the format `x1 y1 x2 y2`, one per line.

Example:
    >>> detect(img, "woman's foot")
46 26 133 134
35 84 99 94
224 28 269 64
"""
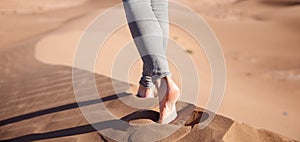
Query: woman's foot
137 85 155 98
158 76 180 124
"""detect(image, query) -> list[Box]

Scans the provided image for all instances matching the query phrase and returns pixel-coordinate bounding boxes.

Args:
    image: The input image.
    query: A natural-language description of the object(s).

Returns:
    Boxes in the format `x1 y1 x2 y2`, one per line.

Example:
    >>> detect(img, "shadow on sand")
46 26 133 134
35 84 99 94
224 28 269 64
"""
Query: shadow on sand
1 92 210 142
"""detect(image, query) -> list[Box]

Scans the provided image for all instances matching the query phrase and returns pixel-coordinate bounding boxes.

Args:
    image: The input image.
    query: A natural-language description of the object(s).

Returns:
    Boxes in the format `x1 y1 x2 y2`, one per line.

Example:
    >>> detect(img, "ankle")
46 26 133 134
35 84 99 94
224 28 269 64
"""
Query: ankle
138 85 154 98
162 76 179 90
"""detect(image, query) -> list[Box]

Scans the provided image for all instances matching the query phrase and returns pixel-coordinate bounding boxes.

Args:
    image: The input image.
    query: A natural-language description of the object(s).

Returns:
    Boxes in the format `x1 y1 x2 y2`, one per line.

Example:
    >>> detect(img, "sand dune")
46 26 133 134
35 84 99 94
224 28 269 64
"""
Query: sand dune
0 0 88 14
0 0 299 141
0 41 297 141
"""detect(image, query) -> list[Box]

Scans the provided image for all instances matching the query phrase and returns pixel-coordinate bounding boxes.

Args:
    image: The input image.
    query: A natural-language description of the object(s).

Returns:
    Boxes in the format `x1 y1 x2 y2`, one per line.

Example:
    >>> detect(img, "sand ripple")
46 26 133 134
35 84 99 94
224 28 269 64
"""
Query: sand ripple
0 0 88 14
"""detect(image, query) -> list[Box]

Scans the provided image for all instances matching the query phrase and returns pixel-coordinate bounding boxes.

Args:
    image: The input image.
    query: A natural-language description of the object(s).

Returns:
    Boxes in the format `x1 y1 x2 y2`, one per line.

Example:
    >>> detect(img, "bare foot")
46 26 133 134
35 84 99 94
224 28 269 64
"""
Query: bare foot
137 85 154 98
158 76 180 124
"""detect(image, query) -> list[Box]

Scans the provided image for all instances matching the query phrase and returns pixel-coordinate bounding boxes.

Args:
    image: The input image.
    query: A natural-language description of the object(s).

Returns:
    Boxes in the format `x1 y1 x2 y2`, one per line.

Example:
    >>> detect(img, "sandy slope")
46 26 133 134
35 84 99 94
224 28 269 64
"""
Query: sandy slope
0 0 88 14
0 0 299 141
0 41 296 141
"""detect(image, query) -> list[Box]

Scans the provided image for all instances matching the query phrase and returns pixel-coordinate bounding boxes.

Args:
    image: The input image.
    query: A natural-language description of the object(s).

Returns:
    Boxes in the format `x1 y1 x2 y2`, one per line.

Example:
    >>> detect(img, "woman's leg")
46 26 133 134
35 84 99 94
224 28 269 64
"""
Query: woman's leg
123 0 179 124
151 0 169 51
123 0 170 95
138 0 170 98
150 0 180 124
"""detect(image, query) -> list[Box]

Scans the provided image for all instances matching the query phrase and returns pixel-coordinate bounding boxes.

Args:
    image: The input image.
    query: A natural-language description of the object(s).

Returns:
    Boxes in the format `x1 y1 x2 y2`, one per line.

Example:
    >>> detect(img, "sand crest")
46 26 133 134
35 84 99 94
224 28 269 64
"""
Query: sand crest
0 0 299 141
0 0 88 14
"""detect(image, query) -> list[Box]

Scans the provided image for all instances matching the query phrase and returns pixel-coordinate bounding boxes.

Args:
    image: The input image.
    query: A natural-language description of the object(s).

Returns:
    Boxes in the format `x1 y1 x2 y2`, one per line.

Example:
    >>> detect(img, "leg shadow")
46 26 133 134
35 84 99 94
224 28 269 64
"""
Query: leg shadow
0 93 131 126
121 109 159 123
1 120 130 142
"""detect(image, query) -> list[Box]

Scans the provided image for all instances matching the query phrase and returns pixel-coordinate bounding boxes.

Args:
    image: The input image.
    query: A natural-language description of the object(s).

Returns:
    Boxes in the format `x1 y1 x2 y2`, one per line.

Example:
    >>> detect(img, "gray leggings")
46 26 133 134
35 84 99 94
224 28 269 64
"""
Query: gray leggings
123 0 170 88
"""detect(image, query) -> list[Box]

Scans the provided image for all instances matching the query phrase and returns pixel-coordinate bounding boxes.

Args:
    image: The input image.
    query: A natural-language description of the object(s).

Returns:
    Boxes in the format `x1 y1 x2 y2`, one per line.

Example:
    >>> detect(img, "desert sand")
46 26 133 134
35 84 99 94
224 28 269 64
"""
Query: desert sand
0 0 299 141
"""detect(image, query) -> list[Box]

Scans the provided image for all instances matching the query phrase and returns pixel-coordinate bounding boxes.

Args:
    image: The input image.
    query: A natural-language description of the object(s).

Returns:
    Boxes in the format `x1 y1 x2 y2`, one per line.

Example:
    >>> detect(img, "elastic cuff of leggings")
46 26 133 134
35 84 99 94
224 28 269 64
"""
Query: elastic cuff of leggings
139 76 155 88
151 72 172 83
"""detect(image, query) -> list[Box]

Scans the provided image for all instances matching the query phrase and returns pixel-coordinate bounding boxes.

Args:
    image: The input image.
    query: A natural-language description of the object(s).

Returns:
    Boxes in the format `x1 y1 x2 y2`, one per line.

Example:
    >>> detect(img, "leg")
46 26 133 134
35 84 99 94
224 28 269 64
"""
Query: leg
123 0 180 124
137 0 169 98
150 0 180 124
123 0 170 96
139 0 169 98
151 0 169 51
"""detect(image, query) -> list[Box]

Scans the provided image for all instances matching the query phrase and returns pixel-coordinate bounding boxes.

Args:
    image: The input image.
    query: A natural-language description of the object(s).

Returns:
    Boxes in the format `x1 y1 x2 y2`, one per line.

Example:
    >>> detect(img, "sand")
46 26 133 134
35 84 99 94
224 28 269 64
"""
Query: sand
0 0 299 141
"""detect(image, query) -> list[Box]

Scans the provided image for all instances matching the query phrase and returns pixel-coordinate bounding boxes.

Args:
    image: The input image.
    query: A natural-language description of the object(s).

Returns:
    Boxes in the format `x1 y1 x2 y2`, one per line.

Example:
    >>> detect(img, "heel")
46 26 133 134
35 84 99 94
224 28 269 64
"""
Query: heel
159 105 177 124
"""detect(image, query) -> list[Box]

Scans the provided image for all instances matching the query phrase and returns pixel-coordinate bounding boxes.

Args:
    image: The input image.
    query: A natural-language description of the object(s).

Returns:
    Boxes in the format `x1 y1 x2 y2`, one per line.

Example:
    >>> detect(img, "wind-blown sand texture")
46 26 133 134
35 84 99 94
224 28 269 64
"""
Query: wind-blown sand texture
0 40 297 141
0 0 299 141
